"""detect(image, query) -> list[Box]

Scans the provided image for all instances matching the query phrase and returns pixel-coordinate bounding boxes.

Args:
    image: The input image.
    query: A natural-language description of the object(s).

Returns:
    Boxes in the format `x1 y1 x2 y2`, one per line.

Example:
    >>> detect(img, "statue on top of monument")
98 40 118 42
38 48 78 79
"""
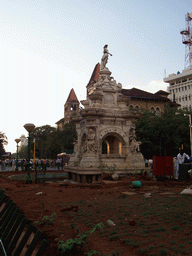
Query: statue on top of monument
100 45 112 70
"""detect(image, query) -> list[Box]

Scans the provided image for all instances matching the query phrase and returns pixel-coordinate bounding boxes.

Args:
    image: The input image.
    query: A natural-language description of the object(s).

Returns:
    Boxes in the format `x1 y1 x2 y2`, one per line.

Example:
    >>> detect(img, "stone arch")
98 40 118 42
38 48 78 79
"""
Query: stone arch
100 130 126 155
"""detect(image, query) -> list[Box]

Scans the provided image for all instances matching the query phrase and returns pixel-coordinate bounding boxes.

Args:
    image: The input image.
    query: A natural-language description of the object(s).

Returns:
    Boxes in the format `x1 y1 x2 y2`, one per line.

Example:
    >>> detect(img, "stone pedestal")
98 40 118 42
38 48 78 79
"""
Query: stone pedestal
80 153 100 168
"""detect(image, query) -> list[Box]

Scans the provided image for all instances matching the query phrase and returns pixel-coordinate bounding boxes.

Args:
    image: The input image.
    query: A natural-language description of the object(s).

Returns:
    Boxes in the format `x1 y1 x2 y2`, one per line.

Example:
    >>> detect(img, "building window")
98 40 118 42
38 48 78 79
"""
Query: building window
135 105 140 111
189 95 191 100
179 98 181 102
156 107 161 114
188 85 190 89
185 96 188 101
182 87 184 91
185 86 187 90
150 107 155 113
178 88 180 92
129 105 134 110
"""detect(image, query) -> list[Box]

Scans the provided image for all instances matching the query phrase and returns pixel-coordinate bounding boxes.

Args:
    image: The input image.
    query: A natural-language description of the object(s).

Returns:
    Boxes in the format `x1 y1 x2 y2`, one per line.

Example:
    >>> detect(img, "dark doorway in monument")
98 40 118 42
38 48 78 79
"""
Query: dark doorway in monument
101 133 125 156
102 140 107 154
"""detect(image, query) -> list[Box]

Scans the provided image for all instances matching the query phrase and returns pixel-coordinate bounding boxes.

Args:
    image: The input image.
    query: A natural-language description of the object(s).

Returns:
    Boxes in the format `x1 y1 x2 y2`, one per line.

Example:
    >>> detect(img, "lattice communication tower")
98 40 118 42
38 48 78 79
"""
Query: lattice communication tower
180 12 192 70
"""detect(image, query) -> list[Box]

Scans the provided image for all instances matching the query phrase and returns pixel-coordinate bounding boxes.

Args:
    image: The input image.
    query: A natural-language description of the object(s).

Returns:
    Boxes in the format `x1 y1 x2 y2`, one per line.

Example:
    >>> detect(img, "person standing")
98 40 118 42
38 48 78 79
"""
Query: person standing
175 149 190 180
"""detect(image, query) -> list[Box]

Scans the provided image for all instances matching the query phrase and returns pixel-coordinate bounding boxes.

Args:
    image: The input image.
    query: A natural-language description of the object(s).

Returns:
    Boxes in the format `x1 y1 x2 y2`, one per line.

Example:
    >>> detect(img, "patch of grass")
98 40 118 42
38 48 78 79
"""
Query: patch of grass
178 243 185 248
171 225 180 230
123 233 131 237
148 245 156 250
136 248 147 254
143 230 151 233
109 235 120 241
154 227 167 232
85 250 100 255
109 231 117 236
158 248 168 255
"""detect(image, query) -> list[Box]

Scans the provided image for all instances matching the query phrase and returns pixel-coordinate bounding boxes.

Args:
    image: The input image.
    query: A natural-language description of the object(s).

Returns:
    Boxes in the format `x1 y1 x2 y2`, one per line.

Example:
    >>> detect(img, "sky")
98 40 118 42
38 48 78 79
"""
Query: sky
0 0 191 153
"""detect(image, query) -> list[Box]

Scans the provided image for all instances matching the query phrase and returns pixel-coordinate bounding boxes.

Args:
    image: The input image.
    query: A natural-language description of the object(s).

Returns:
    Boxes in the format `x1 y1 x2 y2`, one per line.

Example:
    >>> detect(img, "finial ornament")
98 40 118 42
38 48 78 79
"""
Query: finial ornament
100 45 112 70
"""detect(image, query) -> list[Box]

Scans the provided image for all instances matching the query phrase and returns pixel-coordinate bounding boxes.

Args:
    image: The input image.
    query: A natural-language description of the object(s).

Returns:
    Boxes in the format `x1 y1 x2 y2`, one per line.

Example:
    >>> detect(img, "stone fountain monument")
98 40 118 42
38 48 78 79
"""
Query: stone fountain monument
65 45 145 183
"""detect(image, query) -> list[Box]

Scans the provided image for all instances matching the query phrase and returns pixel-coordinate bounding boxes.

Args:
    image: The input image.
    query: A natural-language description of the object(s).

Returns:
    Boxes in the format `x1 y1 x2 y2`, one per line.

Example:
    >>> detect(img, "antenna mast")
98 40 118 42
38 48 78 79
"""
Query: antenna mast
180 12 192 70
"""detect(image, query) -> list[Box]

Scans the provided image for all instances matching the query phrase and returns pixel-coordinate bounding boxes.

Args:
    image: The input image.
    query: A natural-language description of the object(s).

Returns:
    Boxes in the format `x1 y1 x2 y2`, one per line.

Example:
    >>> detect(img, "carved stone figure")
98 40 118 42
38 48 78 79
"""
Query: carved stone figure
85 128 97 153
101 45 112 70
129 127 141 153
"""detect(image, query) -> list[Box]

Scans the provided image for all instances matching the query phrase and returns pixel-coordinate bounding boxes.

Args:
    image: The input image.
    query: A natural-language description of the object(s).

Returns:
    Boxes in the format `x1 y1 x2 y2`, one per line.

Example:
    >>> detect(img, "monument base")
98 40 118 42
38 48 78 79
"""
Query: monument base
79 154 100 168
64 166 148 184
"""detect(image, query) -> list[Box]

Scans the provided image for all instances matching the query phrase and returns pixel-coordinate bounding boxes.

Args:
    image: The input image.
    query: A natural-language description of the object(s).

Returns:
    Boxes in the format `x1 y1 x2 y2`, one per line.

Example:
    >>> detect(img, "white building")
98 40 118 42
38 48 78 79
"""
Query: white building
19 134 28 151
164 69 192 109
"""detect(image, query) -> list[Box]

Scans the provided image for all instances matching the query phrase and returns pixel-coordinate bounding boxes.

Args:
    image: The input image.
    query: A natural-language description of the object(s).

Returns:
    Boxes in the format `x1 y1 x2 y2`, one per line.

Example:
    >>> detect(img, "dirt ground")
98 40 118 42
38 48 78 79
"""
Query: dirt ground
0 170 191 256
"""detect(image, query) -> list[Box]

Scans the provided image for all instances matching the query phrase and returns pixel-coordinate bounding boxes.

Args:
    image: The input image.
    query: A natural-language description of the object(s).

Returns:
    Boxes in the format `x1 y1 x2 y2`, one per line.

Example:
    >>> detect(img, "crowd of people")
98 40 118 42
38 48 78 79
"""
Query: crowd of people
0 158 65 171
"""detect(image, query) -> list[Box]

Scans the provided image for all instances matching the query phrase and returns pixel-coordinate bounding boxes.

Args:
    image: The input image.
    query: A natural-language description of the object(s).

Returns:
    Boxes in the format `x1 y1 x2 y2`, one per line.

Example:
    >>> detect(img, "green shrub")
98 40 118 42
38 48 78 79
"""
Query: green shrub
58 223 104 255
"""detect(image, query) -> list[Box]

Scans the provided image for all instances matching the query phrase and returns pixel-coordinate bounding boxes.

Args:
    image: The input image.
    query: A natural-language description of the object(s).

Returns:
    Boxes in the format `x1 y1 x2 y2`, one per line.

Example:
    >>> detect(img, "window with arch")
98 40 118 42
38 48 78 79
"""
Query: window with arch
135 105 140 111
129 105 134 110
150 107 155 113
156 107 161 114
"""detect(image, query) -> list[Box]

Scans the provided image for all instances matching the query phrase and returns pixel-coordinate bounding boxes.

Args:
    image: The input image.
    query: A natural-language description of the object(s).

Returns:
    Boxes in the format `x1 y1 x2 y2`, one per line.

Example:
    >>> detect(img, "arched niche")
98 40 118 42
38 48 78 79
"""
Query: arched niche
101 132 125 156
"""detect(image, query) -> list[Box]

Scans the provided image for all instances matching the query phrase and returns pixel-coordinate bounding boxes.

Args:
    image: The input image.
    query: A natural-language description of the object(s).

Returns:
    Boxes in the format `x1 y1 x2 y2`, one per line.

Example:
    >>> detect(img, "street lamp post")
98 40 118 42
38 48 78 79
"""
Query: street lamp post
15 138 21 171
184 114 192 156
24 123 35 183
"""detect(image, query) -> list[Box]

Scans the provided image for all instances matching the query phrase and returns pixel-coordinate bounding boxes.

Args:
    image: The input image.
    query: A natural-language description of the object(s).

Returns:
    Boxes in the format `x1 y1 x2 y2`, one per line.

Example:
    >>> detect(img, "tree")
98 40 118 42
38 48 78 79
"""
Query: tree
135 106 191 159
30 125 56 159
0 132 8 158
61 122 77 151
30 122 77 159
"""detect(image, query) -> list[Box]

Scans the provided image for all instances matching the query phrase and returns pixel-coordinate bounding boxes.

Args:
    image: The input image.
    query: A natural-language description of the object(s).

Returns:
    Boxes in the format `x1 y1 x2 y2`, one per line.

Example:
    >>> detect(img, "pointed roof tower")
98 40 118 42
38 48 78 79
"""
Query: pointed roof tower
66 88 79 103
56 88 79 129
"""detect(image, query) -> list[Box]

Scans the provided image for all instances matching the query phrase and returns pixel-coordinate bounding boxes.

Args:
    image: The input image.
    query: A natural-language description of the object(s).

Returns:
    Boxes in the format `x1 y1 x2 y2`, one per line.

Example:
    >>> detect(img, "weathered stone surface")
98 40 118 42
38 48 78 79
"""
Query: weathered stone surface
68 47 145 180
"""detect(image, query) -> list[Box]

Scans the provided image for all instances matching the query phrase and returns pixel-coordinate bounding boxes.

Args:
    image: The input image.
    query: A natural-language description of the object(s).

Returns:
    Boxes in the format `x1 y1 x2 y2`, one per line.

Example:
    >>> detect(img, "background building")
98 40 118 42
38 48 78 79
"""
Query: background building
56 88 79 130
121 88 175 114
164 12 192 109
164 69 192 109
87 63 176 114
18 134 28 151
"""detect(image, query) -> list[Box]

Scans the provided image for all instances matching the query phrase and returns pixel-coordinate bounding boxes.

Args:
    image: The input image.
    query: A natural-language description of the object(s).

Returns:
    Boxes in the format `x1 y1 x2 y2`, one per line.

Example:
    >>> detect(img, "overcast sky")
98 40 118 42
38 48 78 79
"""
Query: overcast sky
1 0 191 153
